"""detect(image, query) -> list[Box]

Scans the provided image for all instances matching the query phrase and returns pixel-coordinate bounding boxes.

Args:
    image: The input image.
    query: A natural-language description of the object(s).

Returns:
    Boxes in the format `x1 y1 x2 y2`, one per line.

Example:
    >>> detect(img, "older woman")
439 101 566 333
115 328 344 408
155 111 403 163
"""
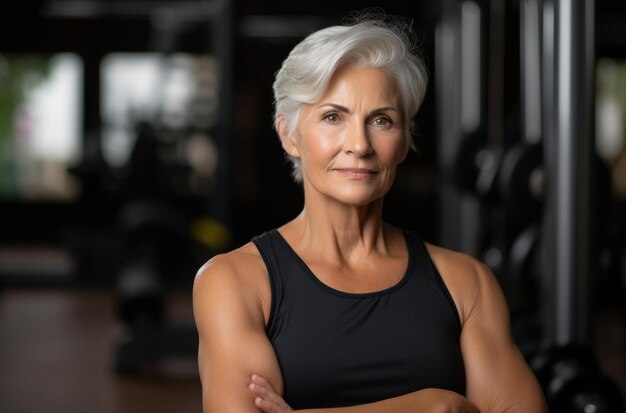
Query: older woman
193 16 548 413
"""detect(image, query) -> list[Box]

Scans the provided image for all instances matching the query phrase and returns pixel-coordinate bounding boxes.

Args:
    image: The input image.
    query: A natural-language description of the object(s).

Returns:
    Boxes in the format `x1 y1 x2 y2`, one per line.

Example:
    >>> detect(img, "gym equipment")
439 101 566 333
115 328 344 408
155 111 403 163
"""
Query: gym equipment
452 130 504 202
438 1 625 411
108 0 235 374
537 0 624 411
451 131 485 194
532 344 624 413
507 224 540 309
116 200 188 322
498 142 543 222
435 0 489 256
113 121 198 373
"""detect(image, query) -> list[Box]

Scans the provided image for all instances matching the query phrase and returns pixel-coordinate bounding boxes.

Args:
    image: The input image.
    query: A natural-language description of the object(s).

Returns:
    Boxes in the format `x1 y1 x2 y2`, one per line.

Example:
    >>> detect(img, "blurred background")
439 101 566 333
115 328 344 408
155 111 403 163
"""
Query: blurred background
0 0 625 412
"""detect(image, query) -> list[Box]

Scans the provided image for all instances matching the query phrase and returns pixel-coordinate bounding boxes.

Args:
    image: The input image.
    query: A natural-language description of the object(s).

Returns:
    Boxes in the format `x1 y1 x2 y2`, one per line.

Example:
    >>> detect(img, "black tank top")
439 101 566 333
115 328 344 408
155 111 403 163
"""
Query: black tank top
253 230 466 409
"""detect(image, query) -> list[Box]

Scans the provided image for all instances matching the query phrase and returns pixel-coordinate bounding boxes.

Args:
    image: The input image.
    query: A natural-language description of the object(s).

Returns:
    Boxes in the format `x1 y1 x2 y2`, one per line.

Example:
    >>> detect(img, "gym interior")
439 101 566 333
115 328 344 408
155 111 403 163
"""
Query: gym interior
0 0 625 412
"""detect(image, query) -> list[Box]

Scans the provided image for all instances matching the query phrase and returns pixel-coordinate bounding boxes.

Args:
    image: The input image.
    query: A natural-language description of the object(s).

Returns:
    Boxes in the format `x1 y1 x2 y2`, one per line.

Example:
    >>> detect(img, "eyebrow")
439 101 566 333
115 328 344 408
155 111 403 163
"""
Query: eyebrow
319 103 399 114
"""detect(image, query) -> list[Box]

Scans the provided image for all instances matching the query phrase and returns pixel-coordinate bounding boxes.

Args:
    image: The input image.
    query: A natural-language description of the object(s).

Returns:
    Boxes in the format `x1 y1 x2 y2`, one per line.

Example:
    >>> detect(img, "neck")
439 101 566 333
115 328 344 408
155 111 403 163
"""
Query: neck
286 189 390 266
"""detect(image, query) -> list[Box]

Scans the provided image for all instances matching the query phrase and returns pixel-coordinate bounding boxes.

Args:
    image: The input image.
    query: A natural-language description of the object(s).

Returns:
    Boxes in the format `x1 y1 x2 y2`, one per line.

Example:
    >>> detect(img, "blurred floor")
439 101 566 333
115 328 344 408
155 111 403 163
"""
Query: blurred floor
0 288 202 413
0 287 624 412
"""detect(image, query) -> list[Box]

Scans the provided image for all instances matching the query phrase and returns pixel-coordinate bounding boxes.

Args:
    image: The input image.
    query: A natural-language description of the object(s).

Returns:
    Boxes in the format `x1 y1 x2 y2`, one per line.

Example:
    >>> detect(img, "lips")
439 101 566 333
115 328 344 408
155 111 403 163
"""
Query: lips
335 168 378 179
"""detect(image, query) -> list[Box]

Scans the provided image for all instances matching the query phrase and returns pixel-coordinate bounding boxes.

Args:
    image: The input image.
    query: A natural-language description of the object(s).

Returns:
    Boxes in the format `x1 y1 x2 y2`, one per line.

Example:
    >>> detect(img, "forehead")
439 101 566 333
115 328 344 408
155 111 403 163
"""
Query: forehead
320 64 401 107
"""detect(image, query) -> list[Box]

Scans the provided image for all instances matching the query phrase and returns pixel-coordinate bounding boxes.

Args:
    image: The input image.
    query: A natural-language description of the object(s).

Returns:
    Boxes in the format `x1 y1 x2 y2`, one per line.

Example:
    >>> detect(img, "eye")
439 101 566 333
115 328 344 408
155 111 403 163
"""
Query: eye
370 115 393 128
321 112 340 123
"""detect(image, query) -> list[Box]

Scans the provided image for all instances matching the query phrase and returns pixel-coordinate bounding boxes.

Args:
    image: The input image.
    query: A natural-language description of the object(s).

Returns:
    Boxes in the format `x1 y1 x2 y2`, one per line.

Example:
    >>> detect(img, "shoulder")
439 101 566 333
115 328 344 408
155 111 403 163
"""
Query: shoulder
193 242 270 325
423 242 491 284
194 242 265 289
423 242 502 327
195 241 266 283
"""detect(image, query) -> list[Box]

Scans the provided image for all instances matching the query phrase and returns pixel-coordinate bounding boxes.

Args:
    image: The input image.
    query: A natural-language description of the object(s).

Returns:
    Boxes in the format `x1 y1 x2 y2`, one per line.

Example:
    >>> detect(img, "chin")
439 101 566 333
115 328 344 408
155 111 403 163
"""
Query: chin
332 188 386 207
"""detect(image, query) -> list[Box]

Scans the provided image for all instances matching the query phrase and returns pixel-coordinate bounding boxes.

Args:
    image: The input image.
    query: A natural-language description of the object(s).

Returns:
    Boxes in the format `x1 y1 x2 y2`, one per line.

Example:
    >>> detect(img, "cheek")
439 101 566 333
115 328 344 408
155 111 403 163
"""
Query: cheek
300 127 342 161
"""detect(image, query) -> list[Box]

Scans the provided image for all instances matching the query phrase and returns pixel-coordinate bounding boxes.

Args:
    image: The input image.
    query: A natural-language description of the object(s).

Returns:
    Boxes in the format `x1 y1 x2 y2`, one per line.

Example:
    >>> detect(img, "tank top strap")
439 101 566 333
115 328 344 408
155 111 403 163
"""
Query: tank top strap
407 232 462 331
252 230 284 332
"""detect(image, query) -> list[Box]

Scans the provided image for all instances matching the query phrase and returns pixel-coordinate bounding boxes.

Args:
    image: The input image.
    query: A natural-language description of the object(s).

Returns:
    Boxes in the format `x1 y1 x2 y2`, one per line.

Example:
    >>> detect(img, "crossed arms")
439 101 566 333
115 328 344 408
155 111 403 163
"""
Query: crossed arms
192 243 548 413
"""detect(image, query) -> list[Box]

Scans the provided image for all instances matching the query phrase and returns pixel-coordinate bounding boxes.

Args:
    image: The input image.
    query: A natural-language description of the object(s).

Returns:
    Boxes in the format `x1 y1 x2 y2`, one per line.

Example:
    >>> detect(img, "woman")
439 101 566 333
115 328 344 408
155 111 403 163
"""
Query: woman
193 16 548 413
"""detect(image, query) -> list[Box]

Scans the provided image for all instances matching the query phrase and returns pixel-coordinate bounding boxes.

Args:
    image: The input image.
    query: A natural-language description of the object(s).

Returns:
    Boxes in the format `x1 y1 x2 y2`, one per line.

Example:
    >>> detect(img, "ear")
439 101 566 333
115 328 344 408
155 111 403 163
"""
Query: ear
276 114 300 157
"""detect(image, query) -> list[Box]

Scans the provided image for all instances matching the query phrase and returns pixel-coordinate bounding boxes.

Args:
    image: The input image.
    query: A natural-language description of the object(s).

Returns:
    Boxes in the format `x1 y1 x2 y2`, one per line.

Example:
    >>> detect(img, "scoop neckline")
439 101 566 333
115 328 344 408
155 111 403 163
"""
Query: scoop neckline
272 229 415 298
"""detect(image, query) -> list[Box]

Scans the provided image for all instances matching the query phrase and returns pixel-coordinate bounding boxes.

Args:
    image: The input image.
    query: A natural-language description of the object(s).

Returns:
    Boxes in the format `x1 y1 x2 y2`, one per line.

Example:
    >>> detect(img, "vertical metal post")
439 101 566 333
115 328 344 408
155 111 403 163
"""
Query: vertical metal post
461 0 482 134
436 0 463 251
547 0 594 345
521 0 543 145
211 0 233 231
541 0 556 345
486 0 505 150
436 0 483 257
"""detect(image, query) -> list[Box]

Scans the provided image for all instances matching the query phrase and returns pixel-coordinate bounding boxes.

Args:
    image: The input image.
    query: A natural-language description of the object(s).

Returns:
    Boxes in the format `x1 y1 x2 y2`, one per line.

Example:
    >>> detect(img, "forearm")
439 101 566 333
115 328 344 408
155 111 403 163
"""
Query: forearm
476 399 547 413
250 375 479 413
473 383 548 413
297 391 427 413
296 389 477 413
469 355 548 413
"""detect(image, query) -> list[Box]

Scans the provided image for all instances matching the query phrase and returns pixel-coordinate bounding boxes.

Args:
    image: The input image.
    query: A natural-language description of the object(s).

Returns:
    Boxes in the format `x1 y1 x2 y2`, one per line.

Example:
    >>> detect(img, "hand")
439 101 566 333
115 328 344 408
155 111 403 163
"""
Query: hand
422 388 480 413
249 374 293 413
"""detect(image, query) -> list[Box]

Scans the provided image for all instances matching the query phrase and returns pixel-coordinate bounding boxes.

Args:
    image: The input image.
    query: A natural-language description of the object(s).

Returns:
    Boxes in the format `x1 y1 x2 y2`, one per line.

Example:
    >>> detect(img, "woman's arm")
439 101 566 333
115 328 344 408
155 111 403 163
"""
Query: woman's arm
193 251 284 413
428 244 548 413
459 259 548 413
249 375 479 413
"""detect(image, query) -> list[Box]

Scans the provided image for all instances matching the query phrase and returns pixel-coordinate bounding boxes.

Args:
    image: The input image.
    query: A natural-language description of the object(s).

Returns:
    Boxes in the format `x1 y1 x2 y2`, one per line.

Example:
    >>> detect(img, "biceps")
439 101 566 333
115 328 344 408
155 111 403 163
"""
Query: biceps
199 332 283 412
462 328 545 412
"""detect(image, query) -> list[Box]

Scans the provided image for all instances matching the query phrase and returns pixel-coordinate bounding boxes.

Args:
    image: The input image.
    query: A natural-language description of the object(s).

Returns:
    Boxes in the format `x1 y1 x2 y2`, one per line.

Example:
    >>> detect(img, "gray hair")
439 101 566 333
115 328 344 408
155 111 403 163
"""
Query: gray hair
272 17 429 182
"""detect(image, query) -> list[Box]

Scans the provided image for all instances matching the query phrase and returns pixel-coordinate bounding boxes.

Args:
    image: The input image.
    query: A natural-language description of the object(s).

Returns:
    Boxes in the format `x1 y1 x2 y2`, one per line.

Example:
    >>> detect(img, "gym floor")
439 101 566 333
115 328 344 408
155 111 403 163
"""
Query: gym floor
0 286 624 413
0 288 202 413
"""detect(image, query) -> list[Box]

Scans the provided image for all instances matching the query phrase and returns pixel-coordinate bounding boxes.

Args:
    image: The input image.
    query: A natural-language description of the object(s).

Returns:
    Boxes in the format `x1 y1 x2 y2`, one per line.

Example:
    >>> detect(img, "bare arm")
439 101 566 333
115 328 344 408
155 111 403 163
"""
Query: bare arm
462 261 548 412
432 248 548 413
194 247 478 413
193 251 284 413
250 375 478 413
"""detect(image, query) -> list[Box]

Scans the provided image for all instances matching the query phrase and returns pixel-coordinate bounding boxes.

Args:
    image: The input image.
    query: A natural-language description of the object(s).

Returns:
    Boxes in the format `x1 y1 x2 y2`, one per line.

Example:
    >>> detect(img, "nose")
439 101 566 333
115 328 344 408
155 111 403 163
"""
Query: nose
344 122 372 157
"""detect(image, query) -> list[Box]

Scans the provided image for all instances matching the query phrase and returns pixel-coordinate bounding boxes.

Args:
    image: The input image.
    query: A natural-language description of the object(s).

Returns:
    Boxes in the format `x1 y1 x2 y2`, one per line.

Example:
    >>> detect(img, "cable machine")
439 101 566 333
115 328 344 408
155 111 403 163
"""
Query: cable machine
47 0 235 374
435 0 624 411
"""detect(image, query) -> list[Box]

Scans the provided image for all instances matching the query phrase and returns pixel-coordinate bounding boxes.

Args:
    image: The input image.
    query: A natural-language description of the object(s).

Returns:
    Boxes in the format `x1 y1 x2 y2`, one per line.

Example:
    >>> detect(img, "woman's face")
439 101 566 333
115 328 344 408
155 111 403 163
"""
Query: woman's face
283 64 408 206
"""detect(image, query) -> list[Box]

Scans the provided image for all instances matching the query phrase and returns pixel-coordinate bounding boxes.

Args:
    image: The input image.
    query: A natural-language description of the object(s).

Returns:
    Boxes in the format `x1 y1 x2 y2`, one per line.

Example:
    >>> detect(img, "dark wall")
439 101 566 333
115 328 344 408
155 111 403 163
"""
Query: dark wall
2 0 626 255
0 0 441 253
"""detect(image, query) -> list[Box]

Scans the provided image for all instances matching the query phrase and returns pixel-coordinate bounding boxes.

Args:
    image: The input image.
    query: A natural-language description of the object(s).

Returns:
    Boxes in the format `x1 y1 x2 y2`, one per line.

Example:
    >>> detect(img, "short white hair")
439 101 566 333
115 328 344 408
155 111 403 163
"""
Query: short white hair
272 17 429 182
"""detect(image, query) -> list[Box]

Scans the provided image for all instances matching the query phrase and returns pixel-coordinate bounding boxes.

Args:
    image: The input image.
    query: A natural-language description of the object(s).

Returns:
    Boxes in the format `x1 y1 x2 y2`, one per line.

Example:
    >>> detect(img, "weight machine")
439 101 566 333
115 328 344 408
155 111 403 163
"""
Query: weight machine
114 0 235 374
57 0 236 374
436 0 625 411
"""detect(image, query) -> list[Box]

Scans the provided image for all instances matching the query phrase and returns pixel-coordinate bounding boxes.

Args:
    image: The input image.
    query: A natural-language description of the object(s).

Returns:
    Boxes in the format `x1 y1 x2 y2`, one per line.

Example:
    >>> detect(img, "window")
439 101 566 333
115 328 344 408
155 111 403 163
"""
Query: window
0 53 82 200
596 59 626 198
100 53 218 182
